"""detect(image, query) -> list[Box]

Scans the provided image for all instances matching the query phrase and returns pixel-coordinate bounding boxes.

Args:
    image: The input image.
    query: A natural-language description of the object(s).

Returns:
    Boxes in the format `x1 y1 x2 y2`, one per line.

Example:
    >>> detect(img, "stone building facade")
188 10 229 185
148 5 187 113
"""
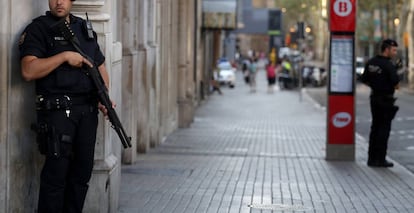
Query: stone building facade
0 0 216 212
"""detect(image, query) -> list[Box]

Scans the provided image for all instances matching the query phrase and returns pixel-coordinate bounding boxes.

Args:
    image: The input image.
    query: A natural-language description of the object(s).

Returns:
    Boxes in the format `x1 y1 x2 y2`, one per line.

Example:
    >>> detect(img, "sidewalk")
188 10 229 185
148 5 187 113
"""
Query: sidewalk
118 71 414 213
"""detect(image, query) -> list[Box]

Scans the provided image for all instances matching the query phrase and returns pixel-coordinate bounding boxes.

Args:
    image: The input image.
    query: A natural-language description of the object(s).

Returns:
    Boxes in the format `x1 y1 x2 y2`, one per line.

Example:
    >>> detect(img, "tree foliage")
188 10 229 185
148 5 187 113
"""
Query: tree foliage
357 0 407 42
275 0 322 32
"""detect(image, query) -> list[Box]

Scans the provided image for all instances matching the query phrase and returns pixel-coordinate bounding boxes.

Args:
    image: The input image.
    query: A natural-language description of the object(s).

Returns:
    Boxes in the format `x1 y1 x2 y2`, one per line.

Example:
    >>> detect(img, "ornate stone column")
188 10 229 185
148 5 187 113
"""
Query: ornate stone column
159 1 171 138
0 2 10 212
147 0 161 147
177 0 195 128
119 0 138 163
135 0 151 154
72 1 122 212
169 1 179 130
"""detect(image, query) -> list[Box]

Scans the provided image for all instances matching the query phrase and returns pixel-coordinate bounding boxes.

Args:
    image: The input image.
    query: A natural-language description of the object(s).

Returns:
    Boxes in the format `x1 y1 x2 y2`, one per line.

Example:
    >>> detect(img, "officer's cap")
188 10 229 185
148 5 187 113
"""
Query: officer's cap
382 39 398 47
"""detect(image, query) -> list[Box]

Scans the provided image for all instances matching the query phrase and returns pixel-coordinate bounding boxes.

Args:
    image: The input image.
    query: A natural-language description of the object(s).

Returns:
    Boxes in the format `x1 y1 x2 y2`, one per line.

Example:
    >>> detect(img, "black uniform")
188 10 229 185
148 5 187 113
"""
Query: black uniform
19 11 105 212
361 55 399 167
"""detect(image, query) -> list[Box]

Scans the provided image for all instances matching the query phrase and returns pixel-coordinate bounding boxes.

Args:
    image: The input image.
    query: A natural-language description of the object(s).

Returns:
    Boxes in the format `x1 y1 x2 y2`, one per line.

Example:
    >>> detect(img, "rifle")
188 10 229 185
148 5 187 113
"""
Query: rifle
52 17 132 148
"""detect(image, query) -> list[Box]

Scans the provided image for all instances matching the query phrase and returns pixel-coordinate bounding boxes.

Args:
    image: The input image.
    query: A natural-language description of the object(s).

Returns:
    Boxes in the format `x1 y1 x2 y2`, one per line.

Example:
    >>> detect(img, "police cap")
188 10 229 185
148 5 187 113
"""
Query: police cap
382 39 398 47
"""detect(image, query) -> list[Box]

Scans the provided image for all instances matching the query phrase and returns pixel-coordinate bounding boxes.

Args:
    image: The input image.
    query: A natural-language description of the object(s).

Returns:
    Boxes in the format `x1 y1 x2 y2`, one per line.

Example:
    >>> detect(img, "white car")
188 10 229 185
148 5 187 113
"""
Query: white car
278 47 291 59
216 61 236 88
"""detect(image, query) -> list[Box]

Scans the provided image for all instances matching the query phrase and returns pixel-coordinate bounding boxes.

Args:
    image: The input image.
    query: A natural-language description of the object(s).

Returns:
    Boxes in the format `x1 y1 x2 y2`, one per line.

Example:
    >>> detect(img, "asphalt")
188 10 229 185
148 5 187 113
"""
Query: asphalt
118 70 414 213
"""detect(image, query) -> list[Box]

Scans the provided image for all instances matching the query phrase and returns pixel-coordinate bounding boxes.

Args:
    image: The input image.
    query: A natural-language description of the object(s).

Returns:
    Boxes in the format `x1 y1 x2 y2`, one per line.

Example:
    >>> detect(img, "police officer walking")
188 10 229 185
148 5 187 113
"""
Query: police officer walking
361 39 400 168
19 0 111 212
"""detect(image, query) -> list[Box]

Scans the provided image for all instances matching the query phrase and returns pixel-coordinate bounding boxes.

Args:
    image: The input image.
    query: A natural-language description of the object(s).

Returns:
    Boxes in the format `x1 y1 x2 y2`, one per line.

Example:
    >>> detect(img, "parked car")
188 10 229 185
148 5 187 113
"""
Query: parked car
355 57 365 80
301 61 327 87
311 67 326 86
216 61 236 88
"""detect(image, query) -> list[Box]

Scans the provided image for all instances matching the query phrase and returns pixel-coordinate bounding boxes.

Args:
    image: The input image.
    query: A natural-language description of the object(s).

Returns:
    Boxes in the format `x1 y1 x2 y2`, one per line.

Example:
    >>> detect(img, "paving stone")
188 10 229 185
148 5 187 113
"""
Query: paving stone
118 71 414 213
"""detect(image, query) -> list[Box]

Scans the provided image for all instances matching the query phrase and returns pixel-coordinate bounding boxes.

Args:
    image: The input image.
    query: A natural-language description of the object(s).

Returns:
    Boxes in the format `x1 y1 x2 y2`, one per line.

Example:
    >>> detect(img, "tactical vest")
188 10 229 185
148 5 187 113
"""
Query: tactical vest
31 12 104 95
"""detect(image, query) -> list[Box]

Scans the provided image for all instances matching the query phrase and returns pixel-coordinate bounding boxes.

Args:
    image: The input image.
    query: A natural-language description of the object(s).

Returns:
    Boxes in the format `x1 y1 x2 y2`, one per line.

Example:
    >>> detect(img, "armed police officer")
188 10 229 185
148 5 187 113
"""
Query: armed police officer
19 0 111 212
361 39 400 168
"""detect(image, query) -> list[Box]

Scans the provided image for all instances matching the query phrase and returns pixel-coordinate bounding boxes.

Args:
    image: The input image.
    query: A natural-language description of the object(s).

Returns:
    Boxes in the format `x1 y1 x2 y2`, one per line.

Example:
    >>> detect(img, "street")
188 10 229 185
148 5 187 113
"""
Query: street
306 82 414 172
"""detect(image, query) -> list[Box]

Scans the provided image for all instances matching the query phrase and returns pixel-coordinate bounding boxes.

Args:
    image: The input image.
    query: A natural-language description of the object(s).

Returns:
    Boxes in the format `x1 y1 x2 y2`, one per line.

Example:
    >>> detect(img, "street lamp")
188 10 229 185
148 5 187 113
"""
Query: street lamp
394 18 400 27
321 0 327 18
393 18 400 43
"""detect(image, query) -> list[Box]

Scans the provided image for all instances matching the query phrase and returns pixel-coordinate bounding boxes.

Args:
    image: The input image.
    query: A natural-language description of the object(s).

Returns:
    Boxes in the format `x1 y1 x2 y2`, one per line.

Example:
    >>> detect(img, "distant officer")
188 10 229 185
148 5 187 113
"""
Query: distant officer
19 0 111 212
361 39 400 167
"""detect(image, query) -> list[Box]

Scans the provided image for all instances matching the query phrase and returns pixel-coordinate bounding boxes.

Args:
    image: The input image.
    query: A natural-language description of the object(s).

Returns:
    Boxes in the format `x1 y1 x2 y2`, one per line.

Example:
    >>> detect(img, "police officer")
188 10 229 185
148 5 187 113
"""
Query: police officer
361 39 400 167
19 0 111 212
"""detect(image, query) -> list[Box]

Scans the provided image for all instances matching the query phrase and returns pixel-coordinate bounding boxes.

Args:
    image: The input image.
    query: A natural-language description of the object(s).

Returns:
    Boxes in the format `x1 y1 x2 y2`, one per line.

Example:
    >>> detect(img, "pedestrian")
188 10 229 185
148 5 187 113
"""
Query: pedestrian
279 57 292 89
210 76 223 95
242 58 250 84
266 61 277 93
19 0 111 212
361 39 400 167
248 58 258 92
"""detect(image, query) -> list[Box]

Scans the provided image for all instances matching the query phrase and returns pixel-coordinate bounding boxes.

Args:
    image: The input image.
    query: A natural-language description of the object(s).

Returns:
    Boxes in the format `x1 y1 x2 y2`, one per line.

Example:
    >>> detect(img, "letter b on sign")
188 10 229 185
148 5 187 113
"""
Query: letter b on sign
334 0 352 16
330 0 355 32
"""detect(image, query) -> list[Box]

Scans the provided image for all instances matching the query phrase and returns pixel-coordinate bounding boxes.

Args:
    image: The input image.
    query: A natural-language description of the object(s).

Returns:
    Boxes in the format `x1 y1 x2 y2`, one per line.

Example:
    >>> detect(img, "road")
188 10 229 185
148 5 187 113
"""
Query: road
306 82 414 172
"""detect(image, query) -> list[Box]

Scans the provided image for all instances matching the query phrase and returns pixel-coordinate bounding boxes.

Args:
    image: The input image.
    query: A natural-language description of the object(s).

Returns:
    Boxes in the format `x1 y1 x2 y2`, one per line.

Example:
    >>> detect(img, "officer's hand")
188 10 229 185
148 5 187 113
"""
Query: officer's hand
98 101 117 120
65 51 93 68
98 103 108 119
395 83 400 90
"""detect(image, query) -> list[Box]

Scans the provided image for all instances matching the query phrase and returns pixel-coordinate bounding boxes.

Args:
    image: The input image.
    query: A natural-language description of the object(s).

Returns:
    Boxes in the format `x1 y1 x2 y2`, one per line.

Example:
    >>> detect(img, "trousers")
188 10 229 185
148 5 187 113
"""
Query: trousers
37 104 98 213
368 95 398 164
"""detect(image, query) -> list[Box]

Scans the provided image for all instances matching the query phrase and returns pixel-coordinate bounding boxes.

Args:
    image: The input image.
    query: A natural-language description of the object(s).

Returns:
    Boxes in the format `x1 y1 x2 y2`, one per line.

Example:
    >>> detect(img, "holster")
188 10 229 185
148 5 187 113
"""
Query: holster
31 123 72 158
31 123 48 155
390 105 399 120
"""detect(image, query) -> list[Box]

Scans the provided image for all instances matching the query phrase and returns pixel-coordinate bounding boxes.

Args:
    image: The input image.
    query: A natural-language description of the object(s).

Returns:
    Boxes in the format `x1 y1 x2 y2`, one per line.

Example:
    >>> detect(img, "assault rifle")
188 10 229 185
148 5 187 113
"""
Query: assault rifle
52 18 132 148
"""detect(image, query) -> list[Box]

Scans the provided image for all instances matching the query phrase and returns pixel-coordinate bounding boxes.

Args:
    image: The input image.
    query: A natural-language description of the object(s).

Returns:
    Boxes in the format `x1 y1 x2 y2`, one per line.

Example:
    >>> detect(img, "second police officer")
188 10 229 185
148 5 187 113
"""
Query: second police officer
361 39 400 168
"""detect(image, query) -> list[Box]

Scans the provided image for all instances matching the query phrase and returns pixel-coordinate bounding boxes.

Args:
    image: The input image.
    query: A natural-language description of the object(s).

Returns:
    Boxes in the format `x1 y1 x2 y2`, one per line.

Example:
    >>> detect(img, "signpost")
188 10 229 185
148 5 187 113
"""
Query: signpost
326 0 356 160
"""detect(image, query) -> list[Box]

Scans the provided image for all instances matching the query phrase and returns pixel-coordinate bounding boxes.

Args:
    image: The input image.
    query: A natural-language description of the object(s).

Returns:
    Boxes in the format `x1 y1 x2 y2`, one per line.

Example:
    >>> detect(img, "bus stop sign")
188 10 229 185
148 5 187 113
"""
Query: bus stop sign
330 0 356 32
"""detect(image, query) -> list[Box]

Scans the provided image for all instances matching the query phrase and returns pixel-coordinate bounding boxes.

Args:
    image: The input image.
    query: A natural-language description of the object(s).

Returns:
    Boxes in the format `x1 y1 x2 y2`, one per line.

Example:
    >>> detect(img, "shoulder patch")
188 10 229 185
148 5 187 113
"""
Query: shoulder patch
18 32 26 46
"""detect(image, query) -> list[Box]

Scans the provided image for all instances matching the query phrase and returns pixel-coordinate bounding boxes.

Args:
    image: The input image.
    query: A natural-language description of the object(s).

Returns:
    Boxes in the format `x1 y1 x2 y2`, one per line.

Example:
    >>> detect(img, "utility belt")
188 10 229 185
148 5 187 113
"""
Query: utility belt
36 94 97 111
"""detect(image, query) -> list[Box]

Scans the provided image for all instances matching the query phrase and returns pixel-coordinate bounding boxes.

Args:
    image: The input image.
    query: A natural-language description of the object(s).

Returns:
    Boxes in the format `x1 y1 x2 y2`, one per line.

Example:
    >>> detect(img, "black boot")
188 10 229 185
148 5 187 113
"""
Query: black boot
368 160 393 167
368 149 393 167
